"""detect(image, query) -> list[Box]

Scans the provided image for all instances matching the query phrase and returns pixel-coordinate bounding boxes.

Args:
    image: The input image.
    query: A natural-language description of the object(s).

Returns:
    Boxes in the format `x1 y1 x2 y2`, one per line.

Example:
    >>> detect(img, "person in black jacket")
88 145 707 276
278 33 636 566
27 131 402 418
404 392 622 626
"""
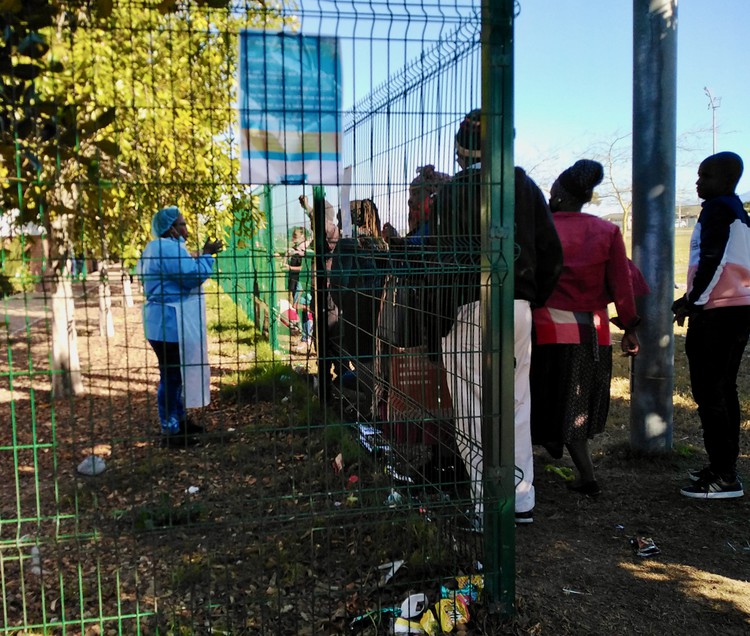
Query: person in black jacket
432 109 562 528
674 151 749 499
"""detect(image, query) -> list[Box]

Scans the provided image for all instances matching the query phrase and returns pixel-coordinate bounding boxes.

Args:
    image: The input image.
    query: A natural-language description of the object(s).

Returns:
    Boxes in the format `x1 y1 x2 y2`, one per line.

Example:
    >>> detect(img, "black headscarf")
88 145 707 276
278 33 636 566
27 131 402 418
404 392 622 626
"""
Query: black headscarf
555 159 604 202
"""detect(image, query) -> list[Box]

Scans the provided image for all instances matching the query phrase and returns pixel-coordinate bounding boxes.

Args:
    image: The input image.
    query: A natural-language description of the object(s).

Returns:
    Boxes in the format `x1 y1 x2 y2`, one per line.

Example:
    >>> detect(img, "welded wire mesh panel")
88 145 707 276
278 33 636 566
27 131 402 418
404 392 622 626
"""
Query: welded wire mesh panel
0 1 513 634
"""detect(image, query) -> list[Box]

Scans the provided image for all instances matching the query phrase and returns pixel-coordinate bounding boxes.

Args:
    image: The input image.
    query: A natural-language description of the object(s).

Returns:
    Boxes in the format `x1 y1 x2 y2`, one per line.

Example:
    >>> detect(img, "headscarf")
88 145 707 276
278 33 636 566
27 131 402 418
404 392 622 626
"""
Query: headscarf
151 206 180 239
554 160 604 202
455 108 482 162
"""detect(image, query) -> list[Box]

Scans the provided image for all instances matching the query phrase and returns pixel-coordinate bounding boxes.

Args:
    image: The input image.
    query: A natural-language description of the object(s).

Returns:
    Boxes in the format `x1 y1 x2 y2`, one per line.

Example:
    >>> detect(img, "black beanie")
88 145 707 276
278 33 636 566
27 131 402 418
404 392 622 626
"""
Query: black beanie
455 109 482 160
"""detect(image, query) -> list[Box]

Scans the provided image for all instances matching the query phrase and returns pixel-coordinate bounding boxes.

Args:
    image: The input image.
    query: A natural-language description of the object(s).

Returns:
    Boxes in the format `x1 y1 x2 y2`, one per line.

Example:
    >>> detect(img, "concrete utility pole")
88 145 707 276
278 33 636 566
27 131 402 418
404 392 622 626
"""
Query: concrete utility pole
630 0 677 452
704 87 721 154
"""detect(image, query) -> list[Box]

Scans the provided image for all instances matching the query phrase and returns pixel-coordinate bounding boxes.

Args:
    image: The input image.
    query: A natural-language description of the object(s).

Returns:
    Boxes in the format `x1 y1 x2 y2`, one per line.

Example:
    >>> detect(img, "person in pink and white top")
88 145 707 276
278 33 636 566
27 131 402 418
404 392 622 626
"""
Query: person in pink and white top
674 151 749 500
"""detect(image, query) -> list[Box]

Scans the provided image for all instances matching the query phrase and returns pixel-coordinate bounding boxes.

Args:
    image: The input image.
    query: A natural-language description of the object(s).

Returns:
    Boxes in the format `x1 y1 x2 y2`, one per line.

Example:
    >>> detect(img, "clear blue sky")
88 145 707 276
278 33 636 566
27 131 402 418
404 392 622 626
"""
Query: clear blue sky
298 1 750 212
515 0 750 206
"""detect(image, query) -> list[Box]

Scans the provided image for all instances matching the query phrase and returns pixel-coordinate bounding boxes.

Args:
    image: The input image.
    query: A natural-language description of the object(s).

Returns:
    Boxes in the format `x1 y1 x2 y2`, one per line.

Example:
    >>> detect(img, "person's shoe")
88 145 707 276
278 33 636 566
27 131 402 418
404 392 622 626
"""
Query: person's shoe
567 480 601 496
680 475 744 499
688 466 713 483
515 510 534 525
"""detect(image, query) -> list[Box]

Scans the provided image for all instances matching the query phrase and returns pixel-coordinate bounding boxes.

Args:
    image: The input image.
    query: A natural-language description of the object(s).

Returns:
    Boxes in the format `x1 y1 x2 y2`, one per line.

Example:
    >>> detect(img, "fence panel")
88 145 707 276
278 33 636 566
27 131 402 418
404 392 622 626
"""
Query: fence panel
0 1 514 633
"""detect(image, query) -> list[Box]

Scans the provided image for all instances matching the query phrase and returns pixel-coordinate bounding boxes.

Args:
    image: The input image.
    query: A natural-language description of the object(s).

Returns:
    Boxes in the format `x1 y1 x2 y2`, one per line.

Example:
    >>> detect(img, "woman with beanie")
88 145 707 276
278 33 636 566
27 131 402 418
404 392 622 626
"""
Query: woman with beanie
530 160 641 495
137 206 223 446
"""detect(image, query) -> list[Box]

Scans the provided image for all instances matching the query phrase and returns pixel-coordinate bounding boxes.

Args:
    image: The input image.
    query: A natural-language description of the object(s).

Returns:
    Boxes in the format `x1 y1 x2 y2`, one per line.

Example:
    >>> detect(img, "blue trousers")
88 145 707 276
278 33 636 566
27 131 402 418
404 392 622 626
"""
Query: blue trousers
685 306 750 479
149 340 184 433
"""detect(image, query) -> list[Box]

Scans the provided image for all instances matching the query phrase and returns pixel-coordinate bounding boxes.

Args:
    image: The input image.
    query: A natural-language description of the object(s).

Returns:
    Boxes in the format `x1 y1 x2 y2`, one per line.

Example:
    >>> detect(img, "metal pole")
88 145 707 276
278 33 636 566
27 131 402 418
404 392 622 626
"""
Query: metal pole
630 0 677 452
481 0 515 615
704 87 721 155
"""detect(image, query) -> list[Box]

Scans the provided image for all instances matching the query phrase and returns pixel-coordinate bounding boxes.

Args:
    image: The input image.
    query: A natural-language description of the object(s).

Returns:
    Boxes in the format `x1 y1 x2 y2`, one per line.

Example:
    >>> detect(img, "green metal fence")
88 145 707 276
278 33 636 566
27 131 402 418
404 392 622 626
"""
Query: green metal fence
1 1 516 633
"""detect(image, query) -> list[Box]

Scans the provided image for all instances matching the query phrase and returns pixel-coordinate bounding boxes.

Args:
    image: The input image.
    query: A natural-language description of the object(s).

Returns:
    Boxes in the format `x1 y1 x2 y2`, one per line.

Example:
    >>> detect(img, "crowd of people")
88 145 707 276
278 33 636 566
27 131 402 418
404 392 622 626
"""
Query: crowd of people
136 113 749 520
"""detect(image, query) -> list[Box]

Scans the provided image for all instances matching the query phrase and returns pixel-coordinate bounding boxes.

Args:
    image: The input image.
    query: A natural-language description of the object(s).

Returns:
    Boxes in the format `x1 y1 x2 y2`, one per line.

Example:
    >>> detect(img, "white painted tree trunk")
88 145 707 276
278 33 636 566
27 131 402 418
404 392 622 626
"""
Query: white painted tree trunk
51 275 84 397
121 268 134 308
98 263 115 337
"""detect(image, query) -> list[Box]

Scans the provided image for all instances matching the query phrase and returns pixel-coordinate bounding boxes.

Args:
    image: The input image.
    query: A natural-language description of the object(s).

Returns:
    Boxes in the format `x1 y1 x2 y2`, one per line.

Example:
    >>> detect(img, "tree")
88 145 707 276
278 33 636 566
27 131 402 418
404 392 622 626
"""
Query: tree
0 0 289 393
588 132 633 240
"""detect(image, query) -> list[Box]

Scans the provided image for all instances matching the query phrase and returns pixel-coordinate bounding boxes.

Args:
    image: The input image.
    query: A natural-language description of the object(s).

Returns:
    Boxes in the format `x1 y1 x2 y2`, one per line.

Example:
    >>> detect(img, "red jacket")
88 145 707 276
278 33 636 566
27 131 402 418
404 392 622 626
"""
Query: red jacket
545 212 638 330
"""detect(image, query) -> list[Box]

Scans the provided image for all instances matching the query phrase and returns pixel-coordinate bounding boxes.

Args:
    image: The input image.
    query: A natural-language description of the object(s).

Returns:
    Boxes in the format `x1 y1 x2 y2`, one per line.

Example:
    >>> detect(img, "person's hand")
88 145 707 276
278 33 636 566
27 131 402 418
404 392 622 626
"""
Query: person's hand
671 294 694 327
621 330 640 357
202 239 223 256
299 195 309 210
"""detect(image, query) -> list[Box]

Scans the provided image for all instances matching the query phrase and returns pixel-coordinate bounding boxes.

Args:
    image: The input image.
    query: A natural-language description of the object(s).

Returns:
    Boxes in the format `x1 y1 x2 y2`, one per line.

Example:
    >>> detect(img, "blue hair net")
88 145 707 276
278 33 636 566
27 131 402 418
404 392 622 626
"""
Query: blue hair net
151 206 180 238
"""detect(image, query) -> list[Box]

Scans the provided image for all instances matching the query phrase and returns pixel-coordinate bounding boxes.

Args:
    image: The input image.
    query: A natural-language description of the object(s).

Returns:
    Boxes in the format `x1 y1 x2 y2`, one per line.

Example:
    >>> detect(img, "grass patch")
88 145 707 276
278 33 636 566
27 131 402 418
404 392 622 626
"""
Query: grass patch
203 279 274 363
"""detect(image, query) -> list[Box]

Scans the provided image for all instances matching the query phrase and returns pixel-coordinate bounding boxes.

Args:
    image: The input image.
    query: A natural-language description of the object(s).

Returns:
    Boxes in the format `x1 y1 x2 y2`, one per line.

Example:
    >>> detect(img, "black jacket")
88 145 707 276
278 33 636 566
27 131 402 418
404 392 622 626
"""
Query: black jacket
431 165 562 310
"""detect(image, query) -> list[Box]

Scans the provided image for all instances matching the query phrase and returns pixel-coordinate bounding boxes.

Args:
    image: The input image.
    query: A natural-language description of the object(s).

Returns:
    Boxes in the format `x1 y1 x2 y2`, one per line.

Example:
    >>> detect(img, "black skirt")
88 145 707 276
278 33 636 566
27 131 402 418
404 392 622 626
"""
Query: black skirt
530 342 613 445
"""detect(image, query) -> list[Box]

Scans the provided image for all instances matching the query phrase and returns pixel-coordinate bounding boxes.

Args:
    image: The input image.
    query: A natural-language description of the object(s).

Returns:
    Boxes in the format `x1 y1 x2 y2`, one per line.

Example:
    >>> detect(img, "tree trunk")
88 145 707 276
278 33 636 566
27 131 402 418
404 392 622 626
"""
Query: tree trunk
121 267 134 308
50 272 85 397
98 261 115 337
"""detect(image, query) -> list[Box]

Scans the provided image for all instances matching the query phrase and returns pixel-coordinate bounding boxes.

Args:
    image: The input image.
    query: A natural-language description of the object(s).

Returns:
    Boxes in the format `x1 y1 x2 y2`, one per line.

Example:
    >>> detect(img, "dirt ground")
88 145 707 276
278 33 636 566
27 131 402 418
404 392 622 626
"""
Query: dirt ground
1 278 749 635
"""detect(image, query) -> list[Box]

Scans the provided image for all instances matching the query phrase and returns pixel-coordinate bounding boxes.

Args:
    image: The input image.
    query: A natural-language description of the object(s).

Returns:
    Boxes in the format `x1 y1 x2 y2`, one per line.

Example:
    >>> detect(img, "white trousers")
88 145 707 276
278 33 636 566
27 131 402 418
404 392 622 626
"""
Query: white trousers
443 299 535 517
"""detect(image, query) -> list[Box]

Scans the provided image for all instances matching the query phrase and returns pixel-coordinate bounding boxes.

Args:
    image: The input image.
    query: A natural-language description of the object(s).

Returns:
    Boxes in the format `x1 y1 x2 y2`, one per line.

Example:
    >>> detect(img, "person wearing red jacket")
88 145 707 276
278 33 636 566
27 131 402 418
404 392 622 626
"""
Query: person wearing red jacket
531 159 641 496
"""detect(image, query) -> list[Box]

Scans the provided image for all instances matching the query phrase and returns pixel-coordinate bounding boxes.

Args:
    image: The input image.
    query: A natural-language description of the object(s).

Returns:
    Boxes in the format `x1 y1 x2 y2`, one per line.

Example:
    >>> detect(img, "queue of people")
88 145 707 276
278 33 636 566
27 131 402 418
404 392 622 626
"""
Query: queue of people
135 115 748 517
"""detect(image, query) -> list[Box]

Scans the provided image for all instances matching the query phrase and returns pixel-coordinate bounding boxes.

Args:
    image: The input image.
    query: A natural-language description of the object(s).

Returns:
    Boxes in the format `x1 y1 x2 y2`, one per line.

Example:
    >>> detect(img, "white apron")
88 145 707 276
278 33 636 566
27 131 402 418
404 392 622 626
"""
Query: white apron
167 287 211 408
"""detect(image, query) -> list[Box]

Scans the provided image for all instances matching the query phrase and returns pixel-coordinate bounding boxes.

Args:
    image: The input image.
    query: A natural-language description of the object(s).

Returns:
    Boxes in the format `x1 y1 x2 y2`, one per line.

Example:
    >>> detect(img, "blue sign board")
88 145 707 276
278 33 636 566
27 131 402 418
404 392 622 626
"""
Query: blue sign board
239 31 342 185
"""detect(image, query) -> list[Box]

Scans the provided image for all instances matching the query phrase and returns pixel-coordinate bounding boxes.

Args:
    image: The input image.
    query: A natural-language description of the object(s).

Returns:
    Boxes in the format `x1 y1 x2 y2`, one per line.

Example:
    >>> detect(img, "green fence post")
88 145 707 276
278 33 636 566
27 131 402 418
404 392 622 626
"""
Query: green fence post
311 186 329 398
262 186 279 352
481 0 516 616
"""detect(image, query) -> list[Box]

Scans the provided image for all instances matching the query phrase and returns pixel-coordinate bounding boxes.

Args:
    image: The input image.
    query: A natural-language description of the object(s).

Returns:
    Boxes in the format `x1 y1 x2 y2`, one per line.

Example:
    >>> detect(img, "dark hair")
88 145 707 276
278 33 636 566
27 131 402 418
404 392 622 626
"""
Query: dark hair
350 199 381 238
704 151 744 189
556 159 604 201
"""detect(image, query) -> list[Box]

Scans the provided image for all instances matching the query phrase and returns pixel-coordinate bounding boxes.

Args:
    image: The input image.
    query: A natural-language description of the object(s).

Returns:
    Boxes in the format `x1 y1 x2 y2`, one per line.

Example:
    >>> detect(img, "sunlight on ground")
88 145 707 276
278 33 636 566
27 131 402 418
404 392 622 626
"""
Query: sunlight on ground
620 561 750 616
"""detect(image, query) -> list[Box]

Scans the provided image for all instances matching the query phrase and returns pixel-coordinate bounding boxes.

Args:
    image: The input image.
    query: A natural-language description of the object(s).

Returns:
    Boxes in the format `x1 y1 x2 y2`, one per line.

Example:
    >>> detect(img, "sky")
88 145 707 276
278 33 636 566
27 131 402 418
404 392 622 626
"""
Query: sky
294 1 750 217
513 0 750 208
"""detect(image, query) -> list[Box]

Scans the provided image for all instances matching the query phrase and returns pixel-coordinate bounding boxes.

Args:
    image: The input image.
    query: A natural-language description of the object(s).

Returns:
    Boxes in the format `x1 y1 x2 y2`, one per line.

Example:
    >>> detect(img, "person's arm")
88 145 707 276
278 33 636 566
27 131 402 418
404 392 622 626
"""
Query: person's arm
166 239 220 290
298 195 314 223
605 225 639 331
673 202 734 325
687 201 734 306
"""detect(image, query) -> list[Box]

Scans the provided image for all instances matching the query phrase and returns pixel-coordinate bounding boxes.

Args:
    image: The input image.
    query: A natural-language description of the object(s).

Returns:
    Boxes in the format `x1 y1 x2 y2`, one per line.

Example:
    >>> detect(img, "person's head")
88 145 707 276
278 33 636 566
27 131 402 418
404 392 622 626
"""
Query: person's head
455 108 482 170
151 206 187 240
549 159 604 213
291 226 307 244
696 151 744 200
350 199 381 238
381 222 399 242
408 164 451 231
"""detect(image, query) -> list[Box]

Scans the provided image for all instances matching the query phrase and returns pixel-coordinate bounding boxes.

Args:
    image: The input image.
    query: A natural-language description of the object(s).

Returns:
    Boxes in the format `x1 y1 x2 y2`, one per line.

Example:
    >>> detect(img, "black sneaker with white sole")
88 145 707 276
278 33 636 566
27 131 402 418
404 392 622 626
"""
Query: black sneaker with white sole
680 475 744 499
515 510 534 524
